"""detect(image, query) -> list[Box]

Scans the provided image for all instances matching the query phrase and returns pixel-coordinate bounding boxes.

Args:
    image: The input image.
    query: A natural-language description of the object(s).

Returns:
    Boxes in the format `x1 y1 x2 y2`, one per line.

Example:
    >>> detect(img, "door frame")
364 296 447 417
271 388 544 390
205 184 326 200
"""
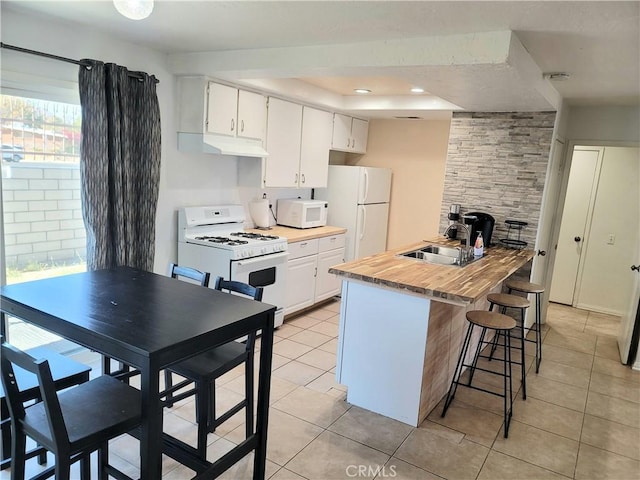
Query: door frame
543 139 639 361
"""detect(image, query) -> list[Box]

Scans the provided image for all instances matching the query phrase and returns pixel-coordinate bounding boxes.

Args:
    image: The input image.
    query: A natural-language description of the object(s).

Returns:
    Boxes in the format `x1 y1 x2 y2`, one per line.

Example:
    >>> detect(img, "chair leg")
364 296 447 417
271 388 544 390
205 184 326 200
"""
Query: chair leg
442 323 474 417
535 292 542 373
207 381 217 434
195 381 209 460
467 327 487 386
1 402 10 465
79 453 91 480
503 330 513 438
164 370 175 408
519 307 527 400
10 429 26 480
245 352 255 439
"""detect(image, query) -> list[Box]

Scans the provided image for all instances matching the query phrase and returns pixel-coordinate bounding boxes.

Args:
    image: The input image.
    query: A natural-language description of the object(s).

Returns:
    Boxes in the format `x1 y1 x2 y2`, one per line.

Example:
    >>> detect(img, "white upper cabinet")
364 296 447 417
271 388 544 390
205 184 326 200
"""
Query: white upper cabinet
206 82 238 136
331 113 369 154
299 107 332 188
264 98 303 188
206 82 266 142
237 90 267 141
260 101 333 188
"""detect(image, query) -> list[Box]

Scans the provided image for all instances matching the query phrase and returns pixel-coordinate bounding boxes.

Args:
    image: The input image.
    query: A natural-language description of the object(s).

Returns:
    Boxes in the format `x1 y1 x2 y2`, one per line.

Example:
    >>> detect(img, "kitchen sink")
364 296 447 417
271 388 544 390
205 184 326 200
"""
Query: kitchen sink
399 244 476 266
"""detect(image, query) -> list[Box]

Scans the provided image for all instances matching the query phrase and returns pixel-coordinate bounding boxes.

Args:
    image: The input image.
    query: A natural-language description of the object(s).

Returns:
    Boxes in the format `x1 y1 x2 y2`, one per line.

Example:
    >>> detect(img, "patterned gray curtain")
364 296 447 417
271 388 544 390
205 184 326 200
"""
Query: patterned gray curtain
78 60 161 271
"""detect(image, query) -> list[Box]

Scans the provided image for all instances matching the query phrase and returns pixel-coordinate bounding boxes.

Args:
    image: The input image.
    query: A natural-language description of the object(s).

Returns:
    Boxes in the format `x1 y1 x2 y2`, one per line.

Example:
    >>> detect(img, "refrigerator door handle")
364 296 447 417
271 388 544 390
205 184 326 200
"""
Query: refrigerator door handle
362 169 369 204
359 205 367 240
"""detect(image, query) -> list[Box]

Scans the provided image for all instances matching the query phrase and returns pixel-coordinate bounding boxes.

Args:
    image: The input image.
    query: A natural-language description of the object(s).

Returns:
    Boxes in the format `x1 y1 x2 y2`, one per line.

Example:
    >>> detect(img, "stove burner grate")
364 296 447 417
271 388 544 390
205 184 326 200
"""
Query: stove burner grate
194 236 249 246
230 232 279 241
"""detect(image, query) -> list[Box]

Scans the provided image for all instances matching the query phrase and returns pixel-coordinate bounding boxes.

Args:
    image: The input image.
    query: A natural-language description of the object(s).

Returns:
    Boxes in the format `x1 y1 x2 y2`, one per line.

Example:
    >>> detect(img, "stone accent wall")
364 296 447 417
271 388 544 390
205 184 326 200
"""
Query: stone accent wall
440 112 556 249
2 163 86 269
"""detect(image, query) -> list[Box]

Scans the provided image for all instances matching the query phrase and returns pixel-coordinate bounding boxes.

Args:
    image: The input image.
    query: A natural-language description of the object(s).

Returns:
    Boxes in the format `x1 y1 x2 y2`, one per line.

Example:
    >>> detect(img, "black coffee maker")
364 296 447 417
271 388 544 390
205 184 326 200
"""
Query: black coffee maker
467 212 495 247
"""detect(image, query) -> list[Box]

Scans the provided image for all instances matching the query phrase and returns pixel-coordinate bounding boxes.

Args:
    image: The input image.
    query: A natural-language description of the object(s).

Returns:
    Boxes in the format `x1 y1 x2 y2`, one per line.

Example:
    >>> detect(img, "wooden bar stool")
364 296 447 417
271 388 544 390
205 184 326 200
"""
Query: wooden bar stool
487 293 530 399
442 310 516 438
505 279 544 373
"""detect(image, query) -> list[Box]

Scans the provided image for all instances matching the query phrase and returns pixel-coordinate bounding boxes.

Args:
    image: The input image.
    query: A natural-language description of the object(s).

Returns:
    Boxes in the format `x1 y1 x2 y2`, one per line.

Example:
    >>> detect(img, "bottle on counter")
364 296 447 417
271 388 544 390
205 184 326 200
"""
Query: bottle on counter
474 231 484 257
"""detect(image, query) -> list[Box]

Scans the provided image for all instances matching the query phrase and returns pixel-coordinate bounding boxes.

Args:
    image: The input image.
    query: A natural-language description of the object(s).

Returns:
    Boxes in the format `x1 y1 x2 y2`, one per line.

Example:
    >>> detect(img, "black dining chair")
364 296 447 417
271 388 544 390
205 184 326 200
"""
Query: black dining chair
0 340 142 480
162 269 262 460
1 344 91 472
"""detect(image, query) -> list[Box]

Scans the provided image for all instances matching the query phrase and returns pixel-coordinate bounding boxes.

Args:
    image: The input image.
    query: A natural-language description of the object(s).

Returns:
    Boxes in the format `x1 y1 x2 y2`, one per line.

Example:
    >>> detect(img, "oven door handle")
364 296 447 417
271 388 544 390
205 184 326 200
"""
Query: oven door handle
234 251 289 268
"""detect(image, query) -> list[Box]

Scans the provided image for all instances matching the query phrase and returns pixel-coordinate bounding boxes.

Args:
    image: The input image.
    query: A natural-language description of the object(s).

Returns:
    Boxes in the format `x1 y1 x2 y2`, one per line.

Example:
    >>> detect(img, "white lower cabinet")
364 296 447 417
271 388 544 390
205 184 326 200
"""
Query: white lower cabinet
285 234 345 316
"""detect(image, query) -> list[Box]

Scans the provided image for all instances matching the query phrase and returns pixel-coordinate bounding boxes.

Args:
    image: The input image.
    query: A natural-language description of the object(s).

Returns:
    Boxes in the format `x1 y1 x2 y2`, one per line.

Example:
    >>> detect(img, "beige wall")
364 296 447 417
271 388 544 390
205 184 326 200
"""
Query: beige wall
347 118 451 249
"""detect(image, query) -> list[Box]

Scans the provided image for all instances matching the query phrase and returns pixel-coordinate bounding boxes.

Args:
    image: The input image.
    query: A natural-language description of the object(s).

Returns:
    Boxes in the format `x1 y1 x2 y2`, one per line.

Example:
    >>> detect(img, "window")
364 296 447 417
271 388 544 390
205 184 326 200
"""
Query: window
2 94 86 351
1 94 81 164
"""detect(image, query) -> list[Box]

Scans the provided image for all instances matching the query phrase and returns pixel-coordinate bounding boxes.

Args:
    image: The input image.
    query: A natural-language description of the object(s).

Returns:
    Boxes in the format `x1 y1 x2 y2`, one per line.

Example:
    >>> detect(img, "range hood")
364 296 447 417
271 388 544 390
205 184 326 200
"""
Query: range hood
177 132 269 158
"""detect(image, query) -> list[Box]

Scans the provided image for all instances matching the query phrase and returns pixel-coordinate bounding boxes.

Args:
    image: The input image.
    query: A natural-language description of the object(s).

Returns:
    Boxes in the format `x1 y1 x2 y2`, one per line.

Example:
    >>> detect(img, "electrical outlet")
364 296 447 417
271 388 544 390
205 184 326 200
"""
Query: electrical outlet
607 234 615 245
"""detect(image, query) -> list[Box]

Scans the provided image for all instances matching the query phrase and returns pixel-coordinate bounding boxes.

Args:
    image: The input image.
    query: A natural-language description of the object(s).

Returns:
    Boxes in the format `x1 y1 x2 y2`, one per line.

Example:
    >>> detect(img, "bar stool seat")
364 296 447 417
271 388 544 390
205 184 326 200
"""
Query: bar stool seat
505 279 544 294
487 293 530 400
505 279 544 373
442 310 516 437
487 293 530 309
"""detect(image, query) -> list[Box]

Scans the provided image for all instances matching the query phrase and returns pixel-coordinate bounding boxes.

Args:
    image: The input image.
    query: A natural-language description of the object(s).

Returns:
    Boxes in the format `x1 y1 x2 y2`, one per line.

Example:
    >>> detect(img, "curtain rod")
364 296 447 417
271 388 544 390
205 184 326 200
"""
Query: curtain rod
0 42 159 84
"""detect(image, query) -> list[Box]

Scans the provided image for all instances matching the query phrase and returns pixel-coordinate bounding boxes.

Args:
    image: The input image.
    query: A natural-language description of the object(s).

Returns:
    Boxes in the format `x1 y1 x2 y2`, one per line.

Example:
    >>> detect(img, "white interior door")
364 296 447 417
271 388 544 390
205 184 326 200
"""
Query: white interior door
549 147 602 305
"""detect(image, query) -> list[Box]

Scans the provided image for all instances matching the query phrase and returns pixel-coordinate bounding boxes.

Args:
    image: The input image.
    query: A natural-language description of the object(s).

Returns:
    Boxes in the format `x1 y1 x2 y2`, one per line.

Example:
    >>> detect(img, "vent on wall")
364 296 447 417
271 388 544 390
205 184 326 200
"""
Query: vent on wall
393 116 424 119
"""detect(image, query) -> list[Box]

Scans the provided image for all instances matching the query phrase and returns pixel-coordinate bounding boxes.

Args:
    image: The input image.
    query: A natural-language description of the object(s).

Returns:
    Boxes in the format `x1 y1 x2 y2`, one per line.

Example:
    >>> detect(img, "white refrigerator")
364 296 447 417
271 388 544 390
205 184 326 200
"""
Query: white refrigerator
316 165 392 262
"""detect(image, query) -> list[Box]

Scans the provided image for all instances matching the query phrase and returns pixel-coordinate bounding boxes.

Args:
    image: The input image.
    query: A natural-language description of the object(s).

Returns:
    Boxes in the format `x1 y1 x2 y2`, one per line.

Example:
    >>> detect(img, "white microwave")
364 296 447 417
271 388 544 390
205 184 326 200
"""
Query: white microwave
276 199 328 229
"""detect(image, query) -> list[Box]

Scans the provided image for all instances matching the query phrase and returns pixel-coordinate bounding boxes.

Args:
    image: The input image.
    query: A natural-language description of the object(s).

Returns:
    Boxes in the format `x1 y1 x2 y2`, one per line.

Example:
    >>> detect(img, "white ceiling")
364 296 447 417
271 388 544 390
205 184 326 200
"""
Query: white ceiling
2 1 639 118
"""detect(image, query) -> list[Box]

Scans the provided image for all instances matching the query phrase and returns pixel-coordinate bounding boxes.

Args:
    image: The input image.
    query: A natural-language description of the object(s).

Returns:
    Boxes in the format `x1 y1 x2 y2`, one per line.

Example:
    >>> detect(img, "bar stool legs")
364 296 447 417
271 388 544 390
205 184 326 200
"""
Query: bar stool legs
442 311 516 438
487 293 530 400
505 280 545 374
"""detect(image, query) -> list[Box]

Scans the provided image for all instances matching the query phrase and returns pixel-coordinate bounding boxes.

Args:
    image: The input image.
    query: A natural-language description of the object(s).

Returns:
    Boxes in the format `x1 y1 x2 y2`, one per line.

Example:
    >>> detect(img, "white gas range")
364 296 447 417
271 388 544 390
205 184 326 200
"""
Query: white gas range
178 205 288 328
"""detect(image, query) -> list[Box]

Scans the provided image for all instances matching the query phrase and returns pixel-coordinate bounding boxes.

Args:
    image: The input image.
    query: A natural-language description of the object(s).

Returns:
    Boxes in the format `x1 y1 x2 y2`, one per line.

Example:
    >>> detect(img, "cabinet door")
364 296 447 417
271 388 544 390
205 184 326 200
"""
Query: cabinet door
315 248 344 303
331 113 352 151
264 98 303 188
206 82 238 136
238 90 266 142
285 255 317 315
351 118 369 153
300 107 332 188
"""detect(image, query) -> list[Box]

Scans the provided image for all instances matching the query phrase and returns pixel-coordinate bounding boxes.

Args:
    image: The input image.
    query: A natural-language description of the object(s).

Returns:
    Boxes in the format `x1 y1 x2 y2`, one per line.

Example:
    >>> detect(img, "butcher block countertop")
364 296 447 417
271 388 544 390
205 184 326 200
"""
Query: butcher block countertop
245 225 347 243
329 237 535 305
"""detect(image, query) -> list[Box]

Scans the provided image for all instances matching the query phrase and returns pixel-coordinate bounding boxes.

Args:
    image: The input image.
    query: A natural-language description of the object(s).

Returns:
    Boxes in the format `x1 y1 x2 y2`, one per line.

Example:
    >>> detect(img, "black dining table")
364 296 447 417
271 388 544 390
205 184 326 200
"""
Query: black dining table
0 266 276 479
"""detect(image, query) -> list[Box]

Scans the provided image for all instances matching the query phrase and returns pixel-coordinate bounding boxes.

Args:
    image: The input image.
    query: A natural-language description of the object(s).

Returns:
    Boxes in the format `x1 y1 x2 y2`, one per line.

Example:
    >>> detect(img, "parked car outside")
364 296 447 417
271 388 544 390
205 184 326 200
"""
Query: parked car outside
2 145 24 162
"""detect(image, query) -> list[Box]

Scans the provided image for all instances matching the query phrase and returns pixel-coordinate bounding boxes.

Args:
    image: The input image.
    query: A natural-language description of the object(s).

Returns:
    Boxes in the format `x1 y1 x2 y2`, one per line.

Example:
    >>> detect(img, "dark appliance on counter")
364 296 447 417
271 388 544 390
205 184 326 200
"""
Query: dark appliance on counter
467 212 495 247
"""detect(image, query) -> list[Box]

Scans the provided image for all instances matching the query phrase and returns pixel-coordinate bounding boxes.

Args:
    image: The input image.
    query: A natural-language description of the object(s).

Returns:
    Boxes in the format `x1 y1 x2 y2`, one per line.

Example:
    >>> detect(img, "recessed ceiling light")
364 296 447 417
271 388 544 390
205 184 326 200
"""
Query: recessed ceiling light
354 89 372 94
410 87 425 93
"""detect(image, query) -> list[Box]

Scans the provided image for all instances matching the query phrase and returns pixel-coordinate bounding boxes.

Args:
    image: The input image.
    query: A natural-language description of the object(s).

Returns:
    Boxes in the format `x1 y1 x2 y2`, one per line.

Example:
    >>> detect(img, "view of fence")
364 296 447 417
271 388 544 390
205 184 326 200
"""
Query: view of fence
2 162 86 270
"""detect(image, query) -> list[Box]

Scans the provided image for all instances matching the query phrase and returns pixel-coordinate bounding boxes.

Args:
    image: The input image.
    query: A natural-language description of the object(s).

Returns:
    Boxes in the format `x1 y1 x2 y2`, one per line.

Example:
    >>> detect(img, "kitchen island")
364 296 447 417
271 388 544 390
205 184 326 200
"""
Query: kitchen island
329 237 534 426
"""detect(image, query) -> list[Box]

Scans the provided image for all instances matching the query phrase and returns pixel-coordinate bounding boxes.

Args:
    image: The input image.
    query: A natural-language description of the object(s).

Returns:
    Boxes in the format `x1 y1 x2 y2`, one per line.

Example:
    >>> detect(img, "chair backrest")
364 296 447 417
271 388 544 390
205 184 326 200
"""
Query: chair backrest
169 263 210 287
0 341 69 446
213 276 264 301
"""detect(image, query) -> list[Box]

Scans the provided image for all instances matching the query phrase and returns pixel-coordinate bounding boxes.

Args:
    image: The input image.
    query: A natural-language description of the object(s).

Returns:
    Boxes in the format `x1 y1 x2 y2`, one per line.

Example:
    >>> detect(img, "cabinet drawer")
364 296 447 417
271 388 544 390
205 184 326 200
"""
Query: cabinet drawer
287 238 319 260
318 234 345 253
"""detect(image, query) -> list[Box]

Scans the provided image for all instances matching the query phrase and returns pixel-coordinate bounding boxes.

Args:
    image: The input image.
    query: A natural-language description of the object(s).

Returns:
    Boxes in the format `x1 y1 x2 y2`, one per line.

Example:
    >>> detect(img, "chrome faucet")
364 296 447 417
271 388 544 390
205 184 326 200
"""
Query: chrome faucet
444 221 473 265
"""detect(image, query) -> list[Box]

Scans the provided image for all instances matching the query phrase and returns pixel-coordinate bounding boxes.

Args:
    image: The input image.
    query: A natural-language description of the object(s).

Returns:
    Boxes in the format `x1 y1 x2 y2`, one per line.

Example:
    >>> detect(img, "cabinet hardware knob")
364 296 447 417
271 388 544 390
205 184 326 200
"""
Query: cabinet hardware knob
574 236 581 242
295 173 298 183
301 174 305 184
241 120 244 132
632 265 640 272
537 250 547 256
231 119 235 132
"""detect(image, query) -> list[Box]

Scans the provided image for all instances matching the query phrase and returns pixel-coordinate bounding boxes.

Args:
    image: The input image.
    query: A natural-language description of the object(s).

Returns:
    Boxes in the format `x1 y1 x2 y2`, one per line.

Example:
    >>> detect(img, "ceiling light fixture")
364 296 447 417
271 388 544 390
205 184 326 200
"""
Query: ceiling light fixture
354 89 372 94
543 72 571 81
113 0 154 20
410 87 425 93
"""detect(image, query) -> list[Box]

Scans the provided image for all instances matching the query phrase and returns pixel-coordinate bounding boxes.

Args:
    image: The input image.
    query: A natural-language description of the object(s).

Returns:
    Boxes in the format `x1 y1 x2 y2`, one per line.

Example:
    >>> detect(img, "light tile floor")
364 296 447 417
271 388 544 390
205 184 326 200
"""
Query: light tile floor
3 300 639 479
